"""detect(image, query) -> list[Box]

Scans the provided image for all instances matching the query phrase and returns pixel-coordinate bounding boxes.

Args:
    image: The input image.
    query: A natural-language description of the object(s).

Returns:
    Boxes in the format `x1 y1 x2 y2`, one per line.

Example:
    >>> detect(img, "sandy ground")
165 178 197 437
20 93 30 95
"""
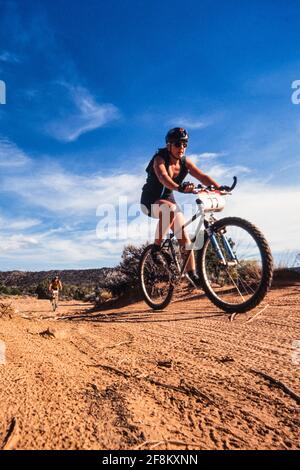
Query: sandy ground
0 284 299 450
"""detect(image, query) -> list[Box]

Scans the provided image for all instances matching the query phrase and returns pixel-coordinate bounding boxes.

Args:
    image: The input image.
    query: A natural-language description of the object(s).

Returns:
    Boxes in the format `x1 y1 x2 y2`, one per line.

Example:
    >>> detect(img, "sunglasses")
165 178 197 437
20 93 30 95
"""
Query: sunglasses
173 141 188 148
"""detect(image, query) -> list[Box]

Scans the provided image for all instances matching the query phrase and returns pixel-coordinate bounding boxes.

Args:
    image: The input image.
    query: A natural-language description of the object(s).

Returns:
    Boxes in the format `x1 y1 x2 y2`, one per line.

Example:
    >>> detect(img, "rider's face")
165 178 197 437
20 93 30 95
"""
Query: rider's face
169 142 187 159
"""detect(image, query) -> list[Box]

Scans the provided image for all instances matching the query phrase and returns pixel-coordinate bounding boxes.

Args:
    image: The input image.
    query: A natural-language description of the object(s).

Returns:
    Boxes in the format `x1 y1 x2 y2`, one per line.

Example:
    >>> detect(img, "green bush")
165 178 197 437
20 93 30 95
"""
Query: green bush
0 285 22 296
36 280 51 299
73 287 90 300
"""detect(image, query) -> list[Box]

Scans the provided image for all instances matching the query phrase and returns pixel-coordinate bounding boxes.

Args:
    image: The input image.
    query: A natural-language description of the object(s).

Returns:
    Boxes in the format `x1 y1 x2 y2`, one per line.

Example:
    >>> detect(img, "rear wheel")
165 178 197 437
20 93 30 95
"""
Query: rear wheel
139 244 175 310
197 217 273 313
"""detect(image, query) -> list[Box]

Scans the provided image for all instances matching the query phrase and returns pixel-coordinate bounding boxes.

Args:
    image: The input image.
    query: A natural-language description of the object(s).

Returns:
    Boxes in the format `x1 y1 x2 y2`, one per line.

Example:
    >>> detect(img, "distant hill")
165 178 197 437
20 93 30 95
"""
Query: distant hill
0 268 114 289
0 244 145 300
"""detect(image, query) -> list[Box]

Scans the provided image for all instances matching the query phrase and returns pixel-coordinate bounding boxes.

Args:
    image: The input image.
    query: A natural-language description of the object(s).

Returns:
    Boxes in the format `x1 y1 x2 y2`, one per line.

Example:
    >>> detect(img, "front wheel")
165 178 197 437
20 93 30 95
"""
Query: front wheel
51 293 58 312
197 217 273 313
139 244 175 310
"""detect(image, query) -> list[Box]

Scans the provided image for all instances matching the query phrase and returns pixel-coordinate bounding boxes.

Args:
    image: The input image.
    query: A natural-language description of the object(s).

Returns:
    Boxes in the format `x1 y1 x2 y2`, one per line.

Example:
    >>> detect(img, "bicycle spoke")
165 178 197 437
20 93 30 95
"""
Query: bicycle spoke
224 267 246 302
201 221 266 308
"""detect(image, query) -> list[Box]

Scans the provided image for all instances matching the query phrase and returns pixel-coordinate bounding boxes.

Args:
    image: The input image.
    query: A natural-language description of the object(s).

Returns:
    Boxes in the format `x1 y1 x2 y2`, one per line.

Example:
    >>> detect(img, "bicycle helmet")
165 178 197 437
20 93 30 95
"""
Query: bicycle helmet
165 127 189 144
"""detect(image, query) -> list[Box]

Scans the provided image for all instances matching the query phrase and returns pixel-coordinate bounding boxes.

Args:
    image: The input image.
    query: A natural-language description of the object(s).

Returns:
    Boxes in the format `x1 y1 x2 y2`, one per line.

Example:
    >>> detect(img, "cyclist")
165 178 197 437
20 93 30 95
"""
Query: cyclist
140 127 222 287
48 275 63 307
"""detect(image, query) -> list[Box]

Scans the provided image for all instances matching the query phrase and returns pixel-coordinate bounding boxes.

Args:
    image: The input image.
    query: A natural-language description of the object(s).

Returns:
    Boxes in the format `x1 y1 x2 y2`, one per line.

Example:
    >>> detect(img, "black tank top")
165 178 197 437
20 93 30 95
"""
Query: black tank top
142 148 188 203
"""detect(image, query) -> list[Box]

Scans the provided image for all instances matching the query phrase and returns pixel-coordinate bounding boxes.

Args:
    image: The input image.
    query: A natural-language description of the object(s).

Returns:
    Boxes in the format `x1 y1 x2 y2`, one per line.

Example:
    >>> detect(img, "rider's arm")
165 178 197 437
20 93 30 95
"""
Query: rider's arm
185 158 220 188
59 281 63 290
153 156 181 191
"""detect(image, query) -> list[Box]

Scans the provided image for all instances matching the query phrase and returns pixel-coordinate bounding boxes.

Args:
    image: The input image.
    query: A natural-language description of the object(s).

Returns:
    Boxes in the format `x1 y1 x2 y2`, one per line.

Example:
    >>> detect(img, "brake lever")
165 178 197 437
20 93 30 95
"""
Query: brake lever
193 177 237 194
193 183 205 194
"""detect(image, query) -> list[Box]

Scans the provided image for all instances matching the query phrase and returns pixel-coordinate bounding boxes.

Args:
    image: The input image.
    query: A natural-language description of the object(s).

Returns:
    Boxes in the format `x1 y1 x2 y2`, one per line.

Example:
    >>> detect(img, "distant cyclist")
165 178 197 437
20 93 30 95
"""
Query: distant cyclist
140 127 223 288
48 275 63 311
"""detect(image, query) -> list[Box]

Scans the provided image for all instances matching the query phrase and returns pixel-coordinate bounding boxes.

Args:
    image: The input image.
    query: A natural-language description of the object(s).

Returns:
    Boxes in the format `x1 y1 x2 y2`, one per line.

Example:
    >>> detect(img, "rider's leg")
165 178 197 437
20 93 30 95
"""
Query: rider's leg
172 211 201 288
152 200 177 246
172 211 195 272
152 201 199 286
152 202 196 271
152 200 200 287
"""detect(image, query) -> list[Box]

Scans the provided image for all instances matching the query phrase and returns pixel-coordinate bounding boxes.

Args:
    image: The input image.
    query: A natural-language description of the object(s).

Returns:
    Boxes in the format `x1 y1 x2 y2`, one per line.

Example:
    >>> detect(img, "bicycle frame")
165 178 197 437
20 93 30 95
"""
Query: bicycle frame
160 198 237 278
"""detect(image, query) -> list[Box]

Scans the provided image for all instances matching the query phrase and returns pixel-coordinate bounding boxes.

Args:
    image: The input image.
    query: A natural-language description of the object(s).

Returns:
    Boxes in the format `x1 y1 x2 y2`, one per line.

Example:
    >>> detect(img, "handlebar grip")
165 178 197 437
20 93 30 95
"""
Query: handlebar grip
230 176 237 191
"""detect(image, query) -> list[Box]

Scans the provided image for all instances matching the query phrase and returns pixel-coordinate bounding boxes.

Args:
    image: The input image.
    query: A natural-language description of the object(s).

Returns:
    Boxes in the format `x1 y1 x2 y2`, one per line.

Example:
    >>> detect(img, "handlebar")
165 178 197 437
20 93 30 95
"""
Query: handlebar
192 176 237 194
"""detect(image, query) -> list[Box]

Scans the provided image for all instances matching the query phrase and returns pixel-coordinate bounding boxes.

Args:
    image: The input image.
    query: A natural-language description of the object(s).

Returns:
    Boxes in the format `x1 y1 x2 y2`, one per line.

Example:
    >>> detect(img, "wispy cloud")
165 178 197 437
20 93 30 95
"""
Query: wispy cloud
1 164 144 215
0 226 124 269
0 216 41 231
198 163 252 180
46 85 121 142
0 50 21 64
168 117 209 130
0 139 31 167
189 152 226 164
0 234 39 253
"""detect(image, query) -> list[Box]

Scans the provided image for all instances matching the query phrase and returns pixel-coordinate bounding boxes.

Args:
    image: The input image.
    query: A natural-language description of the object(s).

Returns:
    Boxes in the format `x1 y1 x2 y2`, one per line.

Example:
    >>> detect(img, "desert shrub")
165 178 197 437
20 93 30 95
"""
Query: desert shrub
97 268 127 295
26 285 38 296
8 287 22 295
36 280 51 299
119 244 146 280
94 243 147 301
73 287 91 300
61 284 76 299
0 285 11 295
0 285 22 296
95 288 113 304
236 260 261 285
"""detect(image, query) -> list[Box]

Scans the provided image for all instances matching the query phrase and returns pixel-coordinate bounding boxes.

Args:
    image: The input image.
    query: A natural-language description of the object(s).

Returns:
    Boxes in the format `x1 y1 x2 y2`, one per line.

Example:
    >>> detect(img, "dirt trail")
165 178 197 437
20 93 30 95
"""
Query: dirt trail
0 285 299 450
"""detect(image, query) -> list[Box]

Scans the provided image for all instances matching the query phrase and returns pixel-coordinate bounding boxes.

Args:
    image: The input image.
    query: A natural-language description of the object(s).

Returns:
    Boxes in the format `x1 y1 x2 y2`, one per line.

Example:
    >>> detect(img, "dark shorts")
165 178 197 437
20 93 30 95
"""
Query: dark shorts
140 191 181 218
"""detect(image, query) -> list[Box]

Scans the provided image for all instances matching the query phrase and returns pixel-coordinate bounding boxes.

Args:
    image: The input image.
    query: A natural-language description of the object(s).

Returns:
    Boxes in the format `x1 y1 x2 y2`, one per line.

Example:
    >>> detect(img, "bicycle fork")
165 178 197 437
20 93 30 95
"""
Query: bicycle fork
206 226 238 267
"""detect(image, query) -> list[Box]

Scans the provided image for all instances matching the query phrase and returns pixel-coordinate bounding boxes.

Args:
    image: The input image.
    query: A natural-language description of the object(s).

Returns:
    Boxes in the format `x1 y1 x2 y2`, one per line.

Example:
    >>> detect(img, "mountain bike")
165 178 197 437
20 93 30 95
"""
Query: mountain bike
139 177 273 314
50 290 59 312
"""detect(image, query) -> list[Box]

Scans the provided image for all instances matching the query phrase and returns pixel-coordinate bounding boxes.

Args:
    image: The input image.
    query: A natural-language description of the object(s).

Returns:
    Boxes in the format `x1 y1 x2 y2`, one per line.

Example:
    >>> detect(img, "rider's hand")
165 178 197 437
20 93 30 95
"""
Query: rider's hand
178 181 195 193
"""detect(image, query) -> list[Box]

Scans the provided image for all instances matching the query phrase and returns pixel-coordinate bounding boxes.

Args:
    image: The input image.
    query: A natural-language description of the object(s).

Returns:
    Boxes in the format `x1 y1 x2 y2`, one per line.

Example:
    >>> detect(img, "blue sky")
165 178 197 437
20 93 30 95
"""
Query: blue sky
0 0 299 270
